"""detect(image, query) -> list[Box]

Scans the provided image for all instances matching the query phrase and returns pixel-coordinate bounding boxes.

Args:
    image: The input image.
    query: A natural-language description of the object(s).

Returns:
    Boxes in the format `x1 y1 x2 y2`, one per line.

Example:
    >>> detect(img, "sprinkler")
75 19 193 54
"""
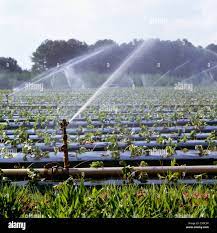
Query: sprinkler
5 94 9 106
59 119 70 168
6 94 9 105
3 94 9 107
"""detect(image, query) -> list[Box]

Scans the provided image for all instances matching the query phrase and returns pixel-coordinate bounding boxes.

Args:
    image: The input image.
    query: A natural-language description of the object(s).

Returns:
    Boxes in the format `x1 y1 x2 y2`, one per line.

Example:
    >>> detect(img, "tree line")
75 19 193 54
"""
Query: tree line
1 38 217 88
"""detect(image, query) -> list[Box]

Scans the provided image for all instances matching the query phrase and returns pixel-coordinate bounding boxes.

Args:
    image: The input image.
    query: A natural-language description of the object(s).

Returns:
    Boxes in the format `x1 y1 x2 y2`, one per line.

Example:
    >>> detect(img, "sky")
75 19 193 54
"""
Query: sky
0 0 216 70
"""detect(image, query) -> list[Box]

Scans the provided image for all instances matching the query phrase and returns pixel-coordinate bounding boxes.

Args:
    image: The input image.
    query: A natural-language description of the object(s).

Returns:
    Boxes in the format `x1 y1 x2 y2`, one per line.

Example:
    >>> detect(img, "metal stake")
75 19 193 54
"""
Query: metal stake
60 119 70 168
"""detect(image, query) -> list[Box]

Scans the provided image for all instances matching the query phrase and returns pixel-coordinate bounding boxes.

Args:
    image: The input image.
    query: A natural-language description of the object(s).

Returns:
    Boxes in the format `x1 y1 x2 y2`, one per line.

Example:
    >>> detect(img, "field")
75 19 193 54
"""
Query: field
0 86 217 218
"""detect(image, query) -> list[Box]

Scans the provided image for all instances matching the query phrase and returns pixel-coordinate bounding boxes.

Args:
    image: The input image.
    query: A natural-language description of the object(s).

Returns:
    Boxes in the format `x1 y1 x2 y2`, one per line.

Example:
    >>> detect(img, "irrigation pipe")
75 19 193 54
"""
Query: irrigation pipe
1 165 217 177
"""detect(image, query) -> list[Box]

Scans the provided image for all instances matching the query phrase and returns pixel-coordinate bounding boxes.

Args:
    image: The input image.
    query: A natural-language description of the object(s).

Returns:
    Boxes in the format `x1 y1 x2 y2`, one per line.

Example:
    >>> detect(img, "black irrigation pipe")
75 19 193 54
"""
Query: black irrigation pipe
8 179 217 187
1 106 216 112
0 132 213 143
0 140 216 151
1 110 215 116
2 105 216 110
1 116 216 122
3 125 217 135
1 119 217 129
2 103 217 107
1 110 213 116
0 150 217 169
1 109 214 115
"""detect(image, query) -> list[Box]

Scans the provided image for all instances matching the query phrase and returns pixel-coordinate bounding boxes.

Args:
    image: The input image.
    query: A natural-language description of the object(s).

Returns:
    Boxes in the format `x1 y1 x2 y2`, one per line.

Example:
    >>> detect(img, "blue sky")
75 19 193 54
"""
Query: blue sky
0 0 216 69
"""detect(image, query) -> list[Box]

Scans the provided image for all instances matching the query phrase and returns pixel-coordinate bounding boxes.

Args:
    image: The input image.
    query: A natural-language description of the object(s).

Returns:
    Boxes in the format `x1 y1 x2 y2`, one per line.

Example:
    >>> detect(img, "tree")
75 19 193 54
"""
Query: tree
76 39 119 73
30 37 217 85
0 57 22 72
31 39 88 73
90 39 116 50
206 44 217 53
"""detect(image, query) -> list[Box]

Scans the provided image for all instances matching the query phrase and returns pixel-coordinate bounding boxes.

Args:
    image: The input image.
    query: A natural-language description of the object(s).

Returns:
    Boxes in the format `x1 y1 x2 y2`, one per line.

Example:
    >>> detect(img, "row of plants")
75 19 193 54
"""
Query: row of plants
0 88 216 161
0 180 216 218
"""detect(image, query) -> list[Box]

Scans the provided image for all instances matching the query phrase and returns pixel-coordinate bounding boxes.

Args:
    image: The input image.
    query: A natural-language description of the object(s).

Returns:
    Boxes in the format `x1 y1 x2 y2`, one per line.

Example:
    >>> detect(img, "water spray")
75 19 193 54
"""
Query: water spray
152 60 190 86
9 44 114 97
181 63 217 83
68 40 154 123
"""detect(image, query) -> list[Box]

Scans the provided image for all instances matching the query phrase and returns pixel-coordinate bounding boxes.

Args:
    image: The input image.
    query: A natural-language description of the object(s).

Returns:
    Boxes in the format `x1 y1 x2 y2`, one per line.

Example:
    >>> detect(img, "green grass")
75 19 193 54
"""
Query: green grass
0 182 216 218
